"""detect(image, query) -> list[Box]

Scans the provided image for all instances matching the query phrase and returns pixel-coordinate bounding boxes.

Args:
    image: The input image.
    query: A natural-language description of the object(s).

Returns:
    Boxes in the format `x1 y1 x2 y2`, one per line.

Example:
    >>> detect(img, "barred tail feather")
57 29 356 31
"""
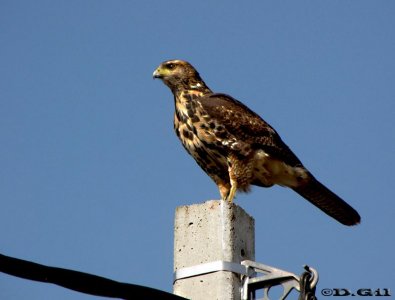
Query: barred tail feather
293 177 361 226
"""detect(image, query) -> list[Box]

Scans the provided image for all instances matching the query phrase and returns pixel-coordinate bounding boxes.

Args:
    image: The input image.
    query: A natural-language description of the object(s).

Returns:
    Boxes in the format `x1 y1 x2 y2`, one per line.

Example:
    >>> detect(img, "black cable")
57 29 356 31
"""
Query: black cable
0 253 188 300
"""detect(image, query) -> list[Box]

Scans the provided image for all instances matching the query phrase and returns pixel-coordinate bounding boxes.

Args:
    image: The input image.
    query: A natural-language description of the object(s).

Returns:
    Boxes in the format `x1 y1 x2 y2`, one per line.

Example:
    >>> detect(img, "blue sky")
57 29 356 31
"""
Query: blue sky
1 1 394 299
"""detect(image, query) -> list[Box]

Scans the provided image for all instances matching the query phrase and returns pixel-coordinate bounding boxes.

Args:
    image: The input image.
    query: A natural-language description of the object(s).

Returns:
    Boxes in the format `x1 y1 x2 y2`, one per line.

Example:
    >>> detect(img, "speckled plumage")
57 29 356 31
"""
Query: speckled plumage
153 60 360 226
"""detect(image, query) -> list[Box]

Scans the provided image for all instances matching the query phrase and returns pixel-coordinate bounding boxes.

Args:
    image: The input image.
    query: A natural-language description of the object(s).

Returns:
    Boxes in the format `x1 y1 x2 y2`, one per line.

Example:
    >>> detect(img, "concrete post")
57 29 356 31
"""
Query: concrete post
173 200 255 300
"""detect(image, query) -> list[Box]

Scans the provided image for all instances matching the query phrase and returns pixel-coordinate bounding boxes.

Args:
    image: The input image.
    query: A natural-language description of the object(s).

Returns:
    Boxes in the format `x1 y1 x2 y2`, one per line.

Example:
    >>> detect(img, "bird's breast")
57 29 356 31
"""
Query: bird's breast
173 98 229 179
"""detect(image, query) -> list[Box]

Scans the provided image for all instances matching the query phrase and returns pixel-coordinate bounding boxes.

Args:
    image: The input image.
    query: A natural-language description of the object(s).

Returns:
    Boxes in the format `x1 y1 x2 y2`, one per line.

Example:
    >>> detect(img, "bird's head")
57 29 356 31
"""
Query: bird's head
153 60 210 93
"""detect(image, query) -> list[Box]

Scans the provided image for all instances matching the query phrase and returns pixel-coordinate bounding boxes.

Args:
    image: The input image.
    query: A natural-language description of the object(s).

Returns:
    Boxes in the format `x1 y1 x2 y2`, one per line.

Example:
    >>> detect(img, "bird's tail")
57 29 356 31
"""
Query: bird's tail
292 177 361 226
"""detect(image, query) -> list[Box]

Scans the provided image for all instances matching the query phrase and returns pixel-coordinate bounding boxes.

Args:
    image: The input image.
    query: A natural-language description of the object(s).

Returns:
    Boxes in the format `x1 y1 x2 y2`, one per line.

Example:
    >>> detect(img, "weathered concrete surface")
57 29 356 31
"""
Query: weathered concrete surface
174 200 255 300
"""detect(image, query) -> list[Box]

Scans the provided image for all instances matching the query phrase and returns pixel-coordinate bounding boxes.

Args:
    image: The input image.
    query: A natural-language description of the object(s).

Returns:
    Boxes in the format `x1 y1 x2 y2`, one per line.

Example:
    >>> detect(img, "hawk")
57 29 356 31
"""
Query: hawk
153 59 361 226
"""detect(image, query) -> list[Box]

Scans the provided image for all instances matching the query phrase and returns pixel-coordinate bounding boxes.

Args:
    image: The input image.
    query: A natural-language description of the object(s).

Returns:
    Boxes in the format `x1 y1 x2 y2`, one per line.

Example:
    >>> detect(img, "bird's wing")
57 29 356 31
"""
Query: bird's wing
198 93 303 167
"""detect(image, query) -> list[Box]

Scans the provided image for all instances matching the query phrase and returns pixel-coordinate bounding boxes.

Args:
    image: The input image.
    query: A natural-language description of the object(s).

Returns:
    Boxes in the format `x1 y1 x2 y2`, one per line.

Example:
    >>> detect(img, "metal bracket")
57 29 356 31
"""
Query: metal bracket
173 259 318 300
241 260 318 300
173 260 248 283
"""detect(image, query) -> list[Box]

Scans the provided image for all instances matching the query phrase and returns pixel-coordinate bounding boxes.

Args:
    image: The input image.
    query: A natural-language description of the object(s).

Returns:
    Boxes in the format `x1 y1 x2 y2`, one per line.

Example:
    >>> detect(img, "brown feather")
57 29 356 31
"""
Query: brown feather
293 177 361 226
198 93 303 167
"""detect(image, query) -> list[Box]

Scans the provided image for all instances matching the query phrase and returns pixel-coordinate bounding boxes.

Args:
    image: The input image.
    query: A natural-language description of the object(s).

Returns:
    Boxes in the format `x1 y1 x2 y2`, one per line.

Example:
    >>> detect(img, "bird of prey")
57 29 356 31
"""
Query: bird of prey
153 59 360 226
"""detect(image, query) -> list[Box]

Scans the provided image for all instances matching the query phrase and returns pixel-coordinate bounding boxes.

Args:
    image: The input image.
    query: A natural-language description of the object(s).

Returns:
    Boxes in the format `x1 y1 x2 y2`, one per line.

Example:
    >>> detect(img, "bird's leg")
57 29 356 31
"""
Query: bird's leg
226 181 237 203
226 158 238 203
218 182 231 201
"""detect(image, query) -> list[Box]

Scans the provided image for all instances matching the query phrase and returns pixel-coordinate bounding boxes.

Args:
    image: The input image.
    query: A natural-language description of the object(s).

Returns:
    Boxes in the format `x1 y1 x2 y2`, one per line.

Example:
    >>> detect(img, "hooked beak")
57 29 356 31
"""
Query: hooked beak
153 68 163 79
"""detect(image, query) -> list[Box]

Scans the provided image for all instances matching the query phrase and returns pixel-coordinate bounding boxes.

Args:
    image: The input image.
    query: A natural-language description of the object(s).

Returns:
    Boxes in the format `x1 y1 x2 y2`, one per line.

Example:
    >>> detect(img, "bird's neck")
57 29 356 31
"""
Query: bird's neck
168 76 212 96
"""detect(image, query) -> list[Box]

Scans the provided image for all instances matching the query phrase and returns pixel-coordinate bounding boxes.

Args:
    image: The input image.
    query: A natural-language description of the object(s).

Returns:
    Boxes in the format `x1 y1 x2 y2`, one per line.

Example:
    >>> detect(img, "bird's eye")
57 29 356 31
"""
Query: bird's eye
167 63 175 70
